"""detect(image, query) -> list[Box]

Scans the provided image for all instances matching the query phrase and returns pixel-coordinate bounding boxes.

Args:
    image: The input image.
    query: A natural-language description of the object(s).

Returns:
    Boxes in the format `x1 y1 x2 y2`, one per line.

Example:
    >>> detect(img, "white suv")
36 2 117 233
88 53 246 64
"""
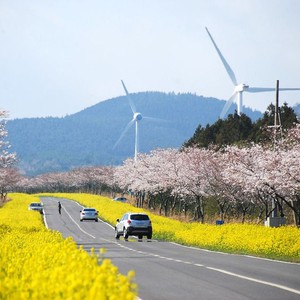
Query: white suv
115 212 152 240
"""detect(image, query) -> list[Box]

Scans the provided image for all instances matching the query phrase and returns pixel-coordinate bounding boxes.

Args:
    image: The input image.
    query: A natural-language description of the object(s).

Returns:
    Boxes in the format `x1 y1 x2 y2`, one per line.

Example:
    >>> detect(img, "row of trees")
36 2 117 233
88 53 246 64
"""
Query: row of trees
114 126 300 225
16 166 115 196
10 123 300 225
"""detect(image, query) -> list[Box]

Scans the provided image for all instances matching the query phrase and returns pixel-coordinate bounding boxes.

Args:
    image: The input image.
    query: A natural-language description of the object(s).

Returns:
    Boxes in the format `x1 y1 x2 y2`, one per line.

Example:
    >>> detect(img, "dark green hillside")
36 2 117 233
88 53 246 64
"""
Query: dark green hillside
184 103 298 148
7 92 262 175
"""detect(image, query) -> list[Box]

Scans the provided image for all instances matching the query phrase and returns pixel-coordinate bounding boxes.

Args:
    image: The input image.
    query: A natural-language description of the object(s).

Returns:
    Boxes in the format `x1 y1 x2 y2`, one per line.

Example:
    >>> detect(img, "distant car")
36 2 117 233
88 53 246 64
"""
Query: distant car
28 202 44 214
115 212 152 240
113 197 127 203
80 208 98 222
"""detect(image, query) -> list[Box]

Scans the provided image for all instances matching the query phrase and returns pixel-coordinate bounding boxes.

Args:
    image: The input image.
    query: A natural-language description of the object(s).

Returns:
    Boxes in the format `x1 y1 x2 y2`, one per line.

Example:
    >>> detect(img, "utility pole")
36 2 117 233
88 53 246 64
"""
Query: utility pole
265 80 285 227
275 80 279 128
273 79 283 146
271 80 279 218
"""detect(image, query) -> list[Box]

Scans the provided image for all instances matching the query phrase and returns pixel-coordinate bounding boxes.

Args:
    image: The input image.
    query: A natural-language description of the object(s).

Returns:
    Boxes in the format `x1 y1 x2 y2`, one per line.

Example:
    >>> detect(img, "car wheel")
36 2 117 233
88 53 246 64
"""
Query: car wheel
95 219 98 222
80 219 83 222
123 228 129 240
115 228 120 239
147 234 152 239
138 235 143 240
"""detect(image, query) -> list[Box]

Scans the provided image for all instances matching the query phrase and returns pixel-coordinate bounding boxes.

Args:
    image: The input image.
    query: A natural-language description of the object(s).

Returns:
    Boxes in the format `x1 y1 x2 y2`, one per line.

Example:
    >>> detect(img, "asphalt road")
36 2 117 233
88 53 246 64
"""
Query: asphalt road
41 196 300 300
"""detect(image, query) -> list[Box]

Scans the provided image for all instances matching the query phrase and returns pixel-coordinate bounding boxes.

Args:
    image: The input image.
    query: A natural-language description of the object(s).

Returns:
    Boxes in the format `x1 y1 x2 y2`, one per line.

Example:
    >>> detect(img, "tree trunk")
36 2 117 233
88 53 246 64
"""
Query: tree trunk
193 195 204 223
291 199 300 226
217 198 229 221
164 198 169 217
170 195 178 216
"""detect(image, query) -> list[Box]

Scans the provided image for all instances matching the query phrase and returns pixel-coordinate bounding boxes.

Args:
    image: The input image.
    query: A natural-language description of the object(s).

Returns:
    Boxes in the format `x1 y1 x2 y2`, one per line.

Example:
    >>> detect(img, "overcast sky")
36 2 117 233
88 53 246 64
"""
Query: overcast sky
1 0 300 119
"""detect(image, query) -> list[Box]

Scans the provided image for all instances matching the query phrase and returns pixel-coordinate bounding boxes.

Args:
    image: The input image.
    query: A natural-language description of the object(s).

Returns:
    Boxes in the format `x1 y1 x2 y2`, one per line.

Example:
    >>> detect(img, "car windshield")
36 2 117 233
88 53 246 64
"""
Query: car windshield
30 203 41 207
84 209 96 212
130 214 149 221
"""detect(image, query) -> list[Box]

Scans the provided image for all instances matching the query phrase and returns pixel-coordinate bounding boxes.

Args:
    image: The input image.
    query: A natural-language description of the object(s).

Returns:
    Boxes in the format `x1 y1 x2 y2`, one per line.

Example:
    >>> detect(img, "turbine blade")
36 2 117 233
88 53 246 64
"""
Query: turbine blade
247 87 275 93
113 119 134 149
121 79 129 95
247 87 300 93
220 92 237 119
121 80 136 113
143 116 168 123
279 88 300 91
205 27 238 86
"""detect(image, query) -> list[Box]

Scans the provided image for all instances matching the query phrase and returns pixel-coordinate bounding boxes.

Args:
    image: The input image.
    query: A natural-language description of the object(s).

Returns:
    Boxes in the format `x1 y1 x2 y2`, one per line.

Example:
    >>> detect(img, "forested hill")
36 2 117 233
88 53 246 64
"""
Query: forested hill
184 103 299 149
7 92 262 175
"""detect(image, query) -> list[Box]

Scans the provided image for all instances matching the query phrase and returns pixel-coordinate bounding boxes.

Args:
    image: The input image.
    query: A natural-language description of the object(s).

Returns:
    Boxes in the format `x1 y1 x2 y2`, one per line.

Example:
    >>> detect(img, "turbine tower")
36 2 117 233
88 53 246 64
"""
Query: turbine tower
113 80 142 162
205 27 300 118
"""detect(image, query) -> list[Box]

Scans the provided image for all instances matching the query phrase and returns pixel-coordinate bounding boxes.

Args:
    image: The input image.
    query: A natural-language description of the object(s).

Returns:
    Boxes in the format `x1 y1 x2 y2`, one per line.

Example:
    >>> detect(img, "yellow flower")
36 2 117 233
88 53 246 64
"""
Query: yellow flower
0 193 137 300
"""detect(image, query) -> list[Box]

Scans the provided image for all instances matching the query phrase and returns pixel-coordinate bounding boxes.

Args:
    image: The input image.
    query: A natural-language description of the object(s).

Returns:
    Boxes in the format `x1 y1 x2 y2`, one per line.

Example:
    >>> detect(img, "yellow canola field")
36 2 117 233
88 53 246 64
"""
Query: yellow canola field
42 193 300 262
0 193 137 300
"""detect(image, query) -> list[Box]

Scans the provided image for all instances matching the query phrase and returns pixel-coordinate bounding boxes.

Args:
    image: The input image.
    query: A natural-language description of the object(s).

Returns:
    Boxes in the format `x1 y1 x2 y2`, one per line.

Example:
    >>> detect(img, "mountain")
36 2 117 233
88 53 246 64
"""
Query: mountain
7 92 262 175
293 103 300 119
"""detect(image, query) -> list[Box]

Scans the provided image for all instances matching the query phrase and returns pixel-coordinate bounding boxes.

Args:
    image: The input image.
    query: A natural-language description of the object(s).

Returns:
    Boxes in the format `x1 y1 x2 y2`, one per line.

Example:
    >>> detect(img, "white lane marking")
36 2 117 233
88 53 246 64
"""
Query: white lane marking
100 219 114 229
194 263 204 267
170 242 300 266
61 205 96 239
43 214 48 229
42 198 95 239
207 267 300 295
40 200 49 229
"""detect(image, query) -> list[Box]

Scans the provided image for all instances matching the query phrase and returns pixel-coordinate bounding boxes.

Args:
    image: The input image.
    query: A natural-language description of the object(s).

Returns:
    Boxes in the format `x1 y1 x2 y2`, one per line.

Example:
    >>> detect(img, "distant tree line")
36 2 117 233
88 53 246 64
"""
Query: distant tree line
184 103 297 148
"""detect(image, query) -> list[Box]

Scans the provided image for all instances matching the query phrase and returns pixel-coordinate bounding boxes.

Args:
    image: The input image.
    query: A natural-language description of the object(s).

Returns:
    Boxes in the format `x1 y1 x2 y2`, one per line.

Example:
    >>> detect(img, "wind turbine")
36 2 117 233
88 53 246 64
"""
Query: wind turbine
205 27 300 118
114 80 162 162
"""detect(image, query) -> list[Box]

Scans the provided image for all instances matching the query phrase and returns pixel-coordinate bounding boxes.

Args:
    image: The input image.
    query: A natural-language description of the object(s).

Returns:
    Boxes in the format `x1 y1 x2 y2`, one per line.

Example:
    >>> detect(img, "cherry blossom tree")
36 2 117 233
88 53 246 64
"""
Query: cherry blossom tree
15 166 116 196
0 168 21 199
0 110 18 199
270 124 300 225
178 147 212 222
200 149 233 221
221 145 270 222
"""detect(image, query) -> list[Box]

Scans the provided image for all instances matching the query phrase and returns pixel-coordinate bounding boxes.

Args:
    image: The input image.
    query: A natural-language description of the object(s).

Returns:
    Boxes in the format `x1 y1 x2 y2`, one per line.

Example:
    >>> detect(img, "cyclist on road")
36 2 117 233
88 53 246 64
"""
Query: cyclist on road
58 201 62 214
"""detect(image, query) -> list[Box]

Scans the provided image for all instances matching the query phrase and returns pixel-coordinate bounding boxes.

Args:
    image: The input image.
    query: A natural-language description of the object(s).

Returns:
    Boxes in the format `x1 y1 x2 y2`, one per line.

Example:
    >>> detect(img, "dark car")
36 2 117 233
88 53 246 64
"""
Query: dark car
113 197 127 203
28 202 44 214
